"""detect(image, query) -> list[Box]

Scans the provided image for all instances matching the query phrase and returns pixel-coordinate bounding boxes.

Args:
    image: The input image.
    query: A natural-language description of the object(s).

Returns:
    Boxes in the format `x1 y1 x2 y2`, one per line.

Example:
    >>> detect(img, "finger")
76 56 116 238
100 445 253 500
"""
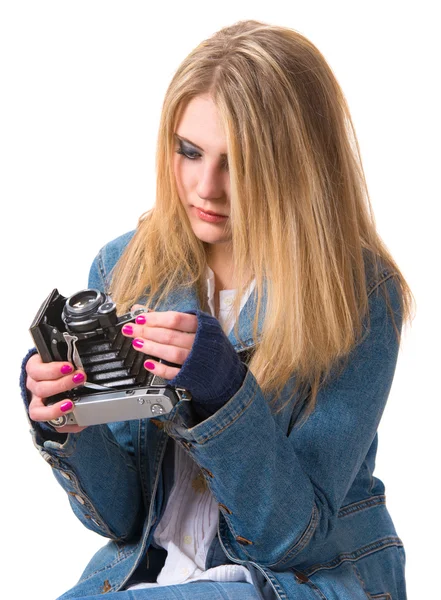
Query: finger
26 353 75 381
130 337 190 366
143 358 180 381
26 370 87 399
123 322 195 350
136 311 198 334
29 395 74 423
28 395 87 433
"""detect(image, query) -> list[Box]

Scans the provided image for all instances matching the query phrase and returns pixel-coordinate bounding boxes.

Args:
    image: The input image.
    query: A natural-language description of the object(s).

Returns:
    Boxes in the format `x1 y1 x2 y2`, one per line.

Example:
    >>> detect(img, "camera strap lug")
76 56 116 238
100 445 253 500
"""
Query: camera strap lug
175 388 192 402
63 332 85 371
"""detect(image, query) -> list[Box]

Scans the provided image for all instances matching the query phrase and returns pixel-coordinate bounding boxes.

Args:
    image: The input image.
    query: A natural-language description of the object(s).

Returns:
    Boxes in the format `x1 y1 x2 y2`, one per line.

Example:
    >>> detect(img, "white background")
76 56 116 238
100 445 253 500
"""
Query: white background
1 2 439 599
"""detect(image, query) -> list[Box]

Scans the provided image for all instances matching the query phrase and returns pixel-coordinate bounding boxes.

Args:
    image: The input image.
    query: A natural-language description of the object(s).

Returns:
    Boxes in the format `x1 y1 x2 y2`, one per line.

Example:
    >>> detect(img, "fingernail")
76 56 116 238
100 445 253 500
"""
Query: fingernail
122 325 133 335
60 364 73 374
133 338 144 349
144 361 155 370
72 373 85 384
60 401 73 413
135 314 147 325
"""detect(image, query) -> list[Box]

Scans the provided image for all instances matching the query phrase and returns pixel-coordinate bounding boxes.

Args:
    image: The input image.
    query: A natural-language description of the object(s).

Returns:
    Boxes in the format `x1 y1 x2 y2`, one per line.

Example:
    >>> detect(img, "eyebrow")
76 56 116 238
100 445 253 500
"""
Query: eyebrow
174 133 228 158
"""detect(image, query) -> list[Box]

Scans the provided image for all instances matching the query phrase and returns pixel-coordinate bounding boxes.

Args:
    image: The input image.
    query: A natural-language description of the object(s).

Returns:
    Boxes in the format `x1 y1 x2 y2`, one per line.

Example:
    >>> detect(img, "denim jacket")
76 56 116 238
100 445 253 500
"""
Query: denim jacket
21 231 407 600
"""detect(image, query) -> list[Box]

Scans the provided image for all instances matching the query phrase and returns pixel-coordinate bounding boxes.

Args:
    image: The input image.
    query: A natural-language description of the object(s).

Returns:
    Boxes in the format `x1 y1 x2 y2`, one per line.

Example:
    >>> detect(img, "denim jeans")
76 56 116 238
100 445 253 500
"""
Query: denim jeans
68 581 259 599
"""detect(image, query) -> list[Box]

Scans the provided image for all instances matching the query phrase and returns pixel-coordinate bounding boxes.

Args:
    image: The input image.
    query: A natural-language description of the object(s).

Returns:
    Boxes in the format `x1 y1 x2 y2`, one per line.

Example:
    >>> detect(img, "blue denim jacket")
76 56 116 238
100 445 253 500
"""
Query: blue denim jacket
22 231 406 599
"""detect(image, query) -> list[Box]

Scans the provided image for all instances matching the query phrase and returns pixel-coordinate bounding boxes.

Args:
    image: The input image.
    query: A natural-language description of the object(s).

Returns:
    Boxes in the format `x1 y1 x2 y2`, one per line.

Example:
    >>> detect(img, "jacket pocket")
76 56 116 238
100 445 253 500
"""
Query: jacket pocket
353 544 406 600
302 561 378 599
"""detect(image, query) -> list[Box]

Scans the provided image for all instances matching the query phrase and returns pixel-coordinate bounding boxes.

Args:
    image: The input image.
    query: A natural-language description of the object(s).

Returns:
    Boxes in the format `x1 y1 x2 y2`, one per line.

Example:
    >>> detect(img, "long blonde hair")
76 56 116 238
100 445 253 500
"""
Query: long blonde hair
110 20 414 417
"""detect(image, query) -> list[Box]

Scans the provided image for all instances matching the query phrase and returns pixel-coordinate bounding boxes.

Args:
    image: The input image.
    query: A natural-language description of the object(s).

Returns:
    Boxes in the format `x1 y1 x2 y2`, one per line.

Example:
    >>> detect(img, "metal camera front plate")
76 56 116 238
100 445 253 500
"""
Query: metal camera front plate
63 387 176 426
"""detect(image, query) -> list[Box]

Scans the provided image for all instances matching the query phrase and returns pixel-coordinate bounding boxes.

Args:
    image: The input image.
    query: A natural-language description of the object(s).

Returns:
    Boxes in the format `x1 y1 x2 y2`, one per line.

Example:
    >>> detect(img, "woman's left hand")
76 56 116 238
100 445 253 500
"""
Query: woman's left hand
122 308 198 380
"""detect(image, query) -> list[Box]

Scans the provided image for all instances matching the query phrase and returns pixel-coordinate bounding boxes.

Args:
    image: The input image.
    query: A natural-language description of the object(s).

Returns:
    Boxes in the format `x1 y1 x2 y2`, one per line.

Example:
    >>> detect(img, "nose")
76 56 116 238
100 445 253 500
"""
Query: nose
196 161 227 201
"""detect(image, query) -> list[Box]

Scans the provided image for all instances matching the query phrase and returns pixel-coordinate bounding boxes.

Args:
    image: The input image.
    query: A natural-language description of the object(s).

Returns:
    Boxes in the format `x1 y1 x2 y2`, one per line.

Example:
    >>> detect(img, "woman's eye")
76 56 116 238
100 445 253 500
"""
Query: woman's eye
176 146 201 160
175 145 229 171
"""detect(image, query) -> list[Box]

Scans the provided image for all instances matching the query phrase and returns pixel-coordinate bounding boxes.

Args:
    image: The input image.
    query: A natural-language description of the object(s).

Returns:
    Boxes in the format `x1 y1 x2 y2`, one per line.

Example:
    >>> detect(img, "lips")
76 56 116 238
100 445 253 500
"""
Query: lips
195 207 227 217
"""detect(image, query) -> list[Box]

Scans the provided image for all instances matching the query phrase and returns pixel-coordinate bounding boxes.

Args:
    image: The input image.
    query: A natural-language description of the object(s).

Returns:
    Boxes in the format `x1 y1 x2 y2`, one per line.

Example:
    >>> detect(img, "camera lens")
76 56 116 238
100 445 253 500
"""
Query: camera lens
65 290 103 316
63 289 106 333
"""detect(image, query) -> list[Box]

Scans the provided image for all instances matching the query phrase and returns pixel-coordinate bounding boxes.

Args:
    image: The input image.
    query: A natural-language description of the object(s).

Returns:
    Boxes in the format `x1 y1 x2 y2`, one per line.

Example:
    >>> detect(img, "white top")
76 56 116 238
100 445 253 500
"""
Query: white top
127 268 256 590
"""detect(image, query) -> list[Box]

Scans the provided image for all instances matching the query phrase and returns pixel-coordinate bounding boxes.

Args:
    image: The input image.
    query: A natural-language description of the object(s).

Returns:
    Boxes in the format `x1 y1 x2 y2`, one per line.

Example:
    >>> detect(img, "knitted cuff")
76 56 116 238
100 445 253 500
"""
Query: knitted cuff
169 310 247 419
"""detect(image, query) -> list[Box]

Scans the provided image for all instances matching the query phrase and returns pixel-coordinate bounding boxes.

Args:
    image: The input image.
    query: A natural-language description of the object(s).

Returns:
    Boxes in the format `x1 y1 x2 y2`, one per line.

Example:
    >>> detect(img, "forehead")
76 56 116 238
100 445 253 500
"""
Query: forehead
175 95 227 154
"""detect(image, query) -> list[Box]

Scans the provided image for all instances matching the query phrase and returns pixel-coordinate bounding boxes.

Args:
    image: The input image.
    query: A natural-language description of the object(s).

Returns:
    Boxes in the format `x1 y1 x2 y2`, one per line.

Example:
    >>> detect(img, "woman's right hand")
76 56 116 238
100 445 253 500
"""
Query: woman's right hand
26 353 88 434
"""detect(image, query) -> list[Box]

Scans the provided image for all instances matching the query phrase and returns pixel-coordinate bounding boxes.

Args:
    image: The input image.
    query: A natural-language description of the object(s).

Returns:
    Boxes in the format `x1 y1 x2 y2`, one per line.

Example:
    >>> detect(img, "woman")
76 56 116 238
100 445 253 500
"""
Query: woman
21 19 413 600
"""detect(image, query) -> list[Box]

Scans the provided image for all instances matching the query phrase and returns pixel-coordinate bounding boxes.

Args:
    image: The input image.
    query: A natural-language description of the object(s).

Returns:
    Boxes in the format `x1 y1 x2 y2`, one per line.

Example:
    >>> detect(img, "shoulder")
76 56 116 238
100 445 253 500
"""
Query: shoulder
88 230 136 291
98 230 136 275
362 248 403 337
362 247 399 297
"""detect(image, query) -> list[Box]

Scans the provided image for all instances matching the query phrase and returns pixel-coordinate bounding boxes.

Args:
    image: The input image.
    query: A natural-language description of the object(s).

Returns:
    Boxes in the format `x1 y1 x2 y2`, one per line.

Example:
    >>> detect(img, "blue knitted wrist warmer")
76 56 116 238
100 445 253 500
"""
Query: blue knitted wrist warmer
169 310 247 419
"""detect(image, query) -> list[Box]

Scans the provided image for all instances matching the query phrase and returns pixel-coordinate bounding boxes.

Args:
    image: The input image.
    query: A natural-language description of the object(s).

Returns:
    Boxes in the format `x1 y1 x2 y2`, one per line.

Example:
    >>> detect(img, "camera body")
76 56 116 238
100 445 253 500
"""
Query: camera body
29 288 190 427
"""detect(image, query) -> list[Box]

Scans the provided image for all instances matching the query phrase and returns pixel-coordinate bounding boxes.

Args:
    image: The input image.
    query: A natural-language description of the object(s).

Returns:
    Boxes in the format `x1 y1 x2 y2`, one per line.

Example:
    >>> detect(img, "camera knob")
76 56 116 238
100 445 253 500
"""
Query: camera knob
151 404 165 415
98 301 116 315
49 415 67 427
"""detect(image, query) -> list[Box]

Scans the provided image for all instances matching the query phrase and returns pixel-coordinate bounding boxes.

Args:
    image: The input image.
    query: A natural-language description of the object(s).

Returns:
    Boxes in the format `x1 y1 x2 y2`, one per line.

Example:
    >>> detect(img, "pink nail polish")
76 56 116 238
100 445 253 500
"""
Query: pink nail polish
60 401 73 412
144 361 155 370
135 314 147 325
122 325 133 335
61 364 73 375
72 373 85 384
133 338 144 349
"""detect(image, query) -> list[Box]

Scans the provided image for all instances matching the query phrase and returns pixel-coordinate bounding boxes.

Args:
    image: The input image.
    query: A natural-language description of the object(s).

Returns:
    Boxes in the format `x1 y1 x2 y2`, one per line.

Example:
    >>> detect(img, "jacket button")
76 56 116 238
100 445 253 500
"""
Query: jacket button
69 492 86 505
236 536 253 546
201 467 214 478
294 570 309 583
60 471 71 480
102 580 112 593
219 503 233 515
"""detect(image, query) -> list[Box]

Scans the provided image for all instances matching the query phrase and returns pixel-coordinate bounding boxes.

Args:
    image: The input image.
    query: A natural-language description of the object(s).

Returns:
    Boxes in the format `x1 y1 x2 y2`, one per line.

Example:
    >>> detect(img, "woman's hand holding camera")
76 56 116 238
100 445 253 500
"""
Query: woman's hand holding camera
25 354 88 434
124 307 246 420
122 308 198 380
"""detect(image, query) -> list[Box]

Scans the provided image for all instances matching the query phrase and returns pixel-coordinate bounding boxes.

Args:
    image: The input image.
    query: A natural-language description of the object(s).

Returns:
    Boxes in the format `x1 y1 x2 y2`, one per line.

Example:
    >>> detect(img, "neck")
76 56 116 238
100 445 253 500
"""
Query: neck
206 243 235 291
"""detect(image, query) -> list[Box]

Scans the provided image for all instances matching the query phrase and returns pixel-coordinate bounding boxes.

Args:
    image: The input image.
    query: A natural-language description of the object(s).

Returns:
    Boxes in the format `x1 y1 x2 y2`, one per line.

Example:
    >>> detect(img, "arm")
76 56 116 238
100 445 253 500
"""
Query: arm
20 251 144 541
165 274 403 568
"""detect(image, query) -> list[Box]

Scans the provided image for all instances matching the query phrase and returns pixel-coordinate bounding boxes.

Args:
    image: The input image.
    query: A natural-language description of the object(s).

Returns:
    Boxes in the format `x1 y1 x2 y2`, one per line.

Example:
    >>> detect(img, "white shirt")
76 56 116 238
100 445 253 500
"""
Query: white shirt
128 268 256 590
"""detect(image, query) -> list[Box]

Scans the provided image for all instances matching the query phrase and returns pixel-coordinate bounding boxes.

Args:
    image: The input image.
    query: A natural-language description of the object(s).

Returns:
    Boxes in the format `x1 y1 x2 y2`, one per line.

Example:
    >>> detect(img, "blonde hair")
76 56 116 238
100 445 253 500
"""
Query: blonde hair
110 20 414 417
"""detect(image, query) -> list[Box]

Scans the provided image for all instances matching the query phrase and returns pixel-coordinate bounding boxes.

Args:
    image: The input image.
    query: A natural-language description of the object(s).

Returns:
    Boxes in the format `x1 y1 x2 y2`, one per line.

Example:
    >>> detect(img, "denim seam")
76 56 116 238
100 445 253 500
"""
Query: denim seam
98 248 108 292
351 563 375 599
352 562 392 600
75 547 138 585
366 270 396 297
301 580 328 600
173 377 258 444
63 473 123 540
217 521 287 600
303 536 404 577
251 566 288 600
270 504 319 568
337 495 386 518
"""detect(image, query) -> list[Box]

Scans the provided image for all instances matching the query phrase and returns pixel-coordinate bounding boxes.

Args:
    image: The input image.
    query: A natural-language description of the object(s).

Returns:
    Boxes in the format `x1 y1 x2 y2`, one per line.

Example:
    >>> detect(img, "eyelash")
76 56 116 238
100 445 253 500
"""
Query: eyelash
176 148 201 160
176 146 229 171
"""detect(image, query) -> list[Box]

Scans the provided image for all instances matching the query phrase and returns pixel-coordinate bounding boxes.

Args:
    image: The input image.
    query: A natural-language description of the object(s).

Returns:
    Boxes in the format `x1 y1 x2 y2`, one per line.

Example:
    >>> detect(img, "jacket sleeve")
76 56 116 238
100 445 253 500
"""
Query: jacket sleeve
166 273 403 568
19 249 144 541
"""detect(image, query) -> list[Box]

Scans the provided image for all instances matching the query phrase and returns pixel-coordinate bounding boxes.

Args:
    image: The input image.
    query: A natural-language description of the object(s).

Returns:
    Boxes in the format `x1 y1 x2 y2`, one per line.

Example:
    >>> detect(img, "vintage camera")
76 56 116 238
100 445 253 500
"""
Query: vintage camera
29 288 190 428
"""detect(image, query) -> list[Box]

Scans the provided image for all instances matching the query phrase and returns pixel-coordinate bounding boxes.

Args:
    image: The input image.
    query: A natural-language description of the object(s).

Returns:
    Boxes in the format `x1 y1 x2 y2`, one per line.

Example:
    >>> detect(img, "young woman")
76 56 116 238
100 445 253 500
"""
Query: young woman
21 19 413 600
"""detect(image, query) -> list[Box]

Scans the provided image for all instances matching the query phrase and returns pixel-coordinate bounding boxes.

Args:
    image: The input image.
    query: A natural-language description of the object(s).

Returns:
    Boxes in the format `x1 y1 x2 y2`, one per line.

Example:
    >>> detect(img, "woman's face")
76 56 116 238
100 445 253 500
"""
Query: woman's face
173 94 231 248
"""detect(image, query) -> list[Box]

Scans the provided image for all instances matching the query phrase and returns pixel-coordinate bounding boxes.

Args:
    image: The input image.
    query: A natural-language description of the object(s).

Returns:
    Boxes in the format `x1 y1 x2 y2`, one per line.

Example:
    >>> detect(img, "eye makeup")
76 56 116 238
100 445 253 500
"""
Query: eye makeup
176 140 201 160
174 134 229 170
